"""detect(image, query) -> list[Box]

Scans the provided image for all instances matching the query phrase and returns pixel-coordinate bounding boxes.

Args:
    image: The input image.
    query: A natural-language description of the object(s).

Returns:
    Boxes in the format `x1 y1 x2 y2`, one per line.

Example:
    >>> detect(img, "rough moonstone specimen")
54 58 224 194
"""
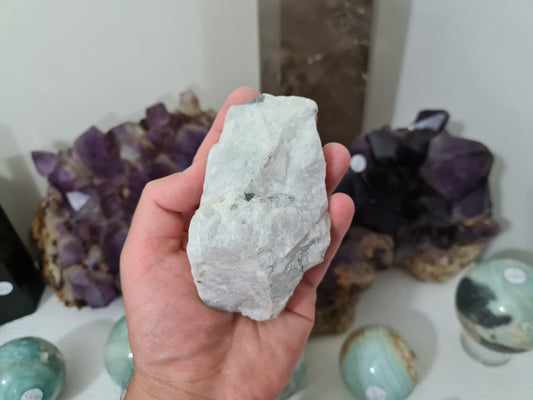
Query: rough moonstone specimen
104 316 134 387
340 326 417 400
188 94 330 321
456 259 533 354
0 337 65 400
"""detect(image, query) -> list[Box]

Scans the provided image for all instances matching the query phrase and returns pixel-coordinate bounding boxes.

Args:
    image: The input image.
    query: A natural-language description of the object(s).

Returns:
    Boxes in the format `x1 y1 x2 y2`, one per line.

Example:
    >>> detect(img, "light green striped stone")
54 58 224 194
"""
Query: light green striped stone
339 326 417 400
104 316 134 387
0 337 65 400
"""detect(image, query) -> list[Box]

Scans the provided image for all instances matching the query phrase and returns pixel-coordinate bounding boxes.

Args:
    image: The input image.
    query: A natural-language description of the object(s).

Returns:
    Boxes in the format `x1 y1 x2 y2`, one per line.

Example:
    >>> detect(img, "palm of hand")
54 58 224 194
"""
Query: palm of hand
120 88 354 400
122 222 312 399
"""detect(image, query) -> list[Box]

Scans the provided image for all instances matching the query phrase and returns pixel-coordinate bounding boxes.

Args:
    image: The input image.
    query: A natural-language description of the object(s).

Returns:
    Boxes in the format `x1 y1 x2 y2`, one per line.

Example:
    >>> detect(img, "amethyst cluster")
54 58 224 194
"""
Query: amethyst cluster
32 92 215 308
341 111 499 251
313 110 500 334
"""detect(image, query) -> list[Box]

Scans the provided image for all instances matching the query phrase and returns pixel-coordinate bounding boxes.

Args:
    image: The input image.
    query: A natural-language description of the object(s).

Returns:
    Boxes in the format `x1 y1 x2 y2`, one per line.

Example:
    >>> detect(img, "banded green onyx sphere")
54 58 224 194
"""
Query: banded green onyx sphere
104 316 134 387
0 337 65 400
339 326 417 400
455 258 533 364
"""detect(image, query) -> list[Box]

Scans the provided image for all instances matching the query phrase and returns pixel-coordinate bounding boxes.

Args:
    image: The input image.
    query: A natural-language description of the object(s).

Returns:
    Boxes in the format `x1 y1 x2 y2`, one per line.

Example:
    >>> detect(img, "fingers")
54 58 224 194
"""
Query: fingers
323 142 351 195
125 88 261 242
303 192 354 289
126 166 203 241
151 87 260 214
284 192 354 320
194 87 261 163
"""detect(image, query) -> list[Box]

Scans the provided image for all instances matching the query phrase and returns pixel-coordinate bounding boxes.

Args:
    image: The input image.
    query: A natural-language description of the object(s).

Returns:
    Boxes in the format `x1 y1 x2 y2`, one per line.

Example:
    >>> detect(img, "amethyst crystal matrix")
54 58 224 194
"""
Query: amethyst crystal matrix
313 110 500 334
32 92 215 307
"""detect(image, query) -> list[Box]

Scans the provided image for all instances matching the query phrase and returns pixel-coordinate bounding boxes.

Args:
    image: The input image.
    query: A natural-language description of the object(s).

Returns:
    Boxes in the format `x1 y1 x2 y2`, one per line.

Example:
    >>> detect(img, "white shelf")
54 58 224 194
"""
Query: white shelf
1 268 532 399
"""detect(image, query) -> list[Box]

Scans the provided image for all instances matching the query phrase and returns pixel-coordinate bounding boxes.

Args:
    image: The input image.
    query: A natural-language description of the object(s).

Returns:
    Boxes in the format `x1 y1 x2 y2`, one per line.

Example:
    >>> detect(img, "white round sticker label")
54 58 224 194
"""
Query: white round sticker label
365 386 387 400
504 267 526 284
0 281 14 296
350 154 367 173
21 389 43 400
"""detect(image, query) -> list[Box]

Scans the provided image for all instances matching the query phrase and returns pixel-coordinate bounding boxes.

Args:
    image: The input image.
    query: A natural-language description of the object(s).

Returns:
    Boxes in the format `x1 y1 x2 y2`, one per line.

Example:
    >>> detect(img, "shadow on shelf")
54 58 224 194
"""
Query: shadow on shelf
56 319 114 399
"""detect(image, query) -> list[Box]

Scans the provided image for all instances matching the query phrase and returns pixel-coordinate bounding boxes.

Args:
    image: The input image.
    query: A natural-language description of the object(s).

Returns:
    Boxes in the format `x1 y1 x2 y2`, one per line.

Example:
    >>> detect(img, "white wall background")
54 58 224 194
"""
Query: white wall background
0 0 260 243
365 0 533 264
1 0 532 264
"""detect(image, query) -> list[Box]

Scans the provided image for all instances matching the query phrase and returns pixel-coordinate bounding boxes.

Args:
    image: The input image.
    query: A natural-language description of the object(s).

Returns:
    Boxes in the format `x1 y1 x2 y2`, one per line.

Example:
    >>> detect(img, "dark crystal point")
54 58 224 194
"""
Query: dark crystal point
65 265 91 300
420 134 493 201
400 130 441 166
58 237 87 267
145 103 172 129
452 180 491 222
340 108 498 252
418 195 452 225
110 123 150 164
360 205 405 236
316 108 499 333
172 124 208 170
70 215 103 242
110 122 145 143
32 151 58 177
47 161 79 194
411 110 449 132
74 126 112 163
348 136 373 164
74 126 126 179
365 166 417 213
336 169 371 206
366 126 400 163
101 192 125 220
102 223 129 273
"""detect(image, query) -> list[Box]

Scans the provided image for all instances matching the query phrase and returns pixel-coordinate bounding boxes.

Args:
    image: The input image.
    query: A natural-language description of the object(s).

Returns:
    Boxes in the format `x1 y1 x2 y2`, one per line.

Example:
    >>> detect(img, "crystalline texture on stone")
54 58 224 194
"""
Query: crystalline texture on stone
187 94 330 321
337 109 499 252
421 134 493 201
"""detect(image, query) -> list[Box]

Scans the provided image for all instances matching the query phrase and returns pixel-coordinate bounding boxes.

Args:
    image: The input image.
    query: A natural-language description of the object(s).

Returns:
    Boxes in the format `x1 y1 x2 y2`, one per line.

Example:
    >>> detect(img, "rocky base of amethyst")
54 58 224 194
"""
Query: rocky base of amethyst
312 227 388 335
397 243 482 283
32 91 215 308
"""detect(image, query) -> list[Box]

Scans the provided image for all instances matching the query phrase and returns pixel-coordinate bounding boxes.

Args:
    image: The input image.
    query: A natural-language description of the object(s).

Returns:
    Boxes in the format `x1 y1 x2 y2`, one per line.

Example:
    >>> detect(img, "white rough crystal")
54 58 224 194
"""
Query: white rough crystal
187 94 330 321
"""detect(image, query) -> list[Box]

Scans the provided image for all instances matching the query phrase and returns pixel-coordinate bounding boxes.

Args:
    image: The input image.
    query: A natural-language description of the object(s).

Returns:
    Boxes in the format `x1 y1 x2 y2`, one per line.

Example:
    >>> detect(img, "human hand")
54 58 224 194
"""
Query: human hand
120 87 355 400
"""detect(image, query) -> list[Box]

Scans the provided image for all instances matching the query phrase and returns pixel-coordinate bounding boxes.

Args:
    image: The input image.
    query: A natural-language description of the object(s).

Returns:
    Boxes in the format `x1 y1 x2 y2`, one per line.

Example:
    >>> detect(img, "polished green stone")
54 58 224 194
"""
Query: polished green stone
0 337 65 400
276 357 306 400
339 325 417 400
104 316 134 387
456 258 533 353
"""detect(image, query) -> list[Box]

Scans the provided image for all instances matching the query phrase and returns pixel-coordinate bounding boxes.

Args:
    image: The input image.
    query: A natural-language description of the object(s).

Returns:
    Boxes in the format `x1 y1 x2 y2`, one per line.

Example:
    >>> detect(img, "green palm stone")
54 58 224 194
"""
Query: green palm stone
104 316 134 387
339 325 417 400
0 337 65 400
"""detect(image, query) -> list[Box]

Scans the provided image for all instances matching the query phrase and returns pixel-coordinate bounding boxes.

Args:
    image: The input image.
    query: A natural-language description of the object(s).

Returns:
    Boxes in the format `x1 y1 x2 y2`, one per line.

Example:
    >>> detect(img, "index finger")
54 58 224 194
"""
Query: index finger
125 88 261 241
194 87 261 163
